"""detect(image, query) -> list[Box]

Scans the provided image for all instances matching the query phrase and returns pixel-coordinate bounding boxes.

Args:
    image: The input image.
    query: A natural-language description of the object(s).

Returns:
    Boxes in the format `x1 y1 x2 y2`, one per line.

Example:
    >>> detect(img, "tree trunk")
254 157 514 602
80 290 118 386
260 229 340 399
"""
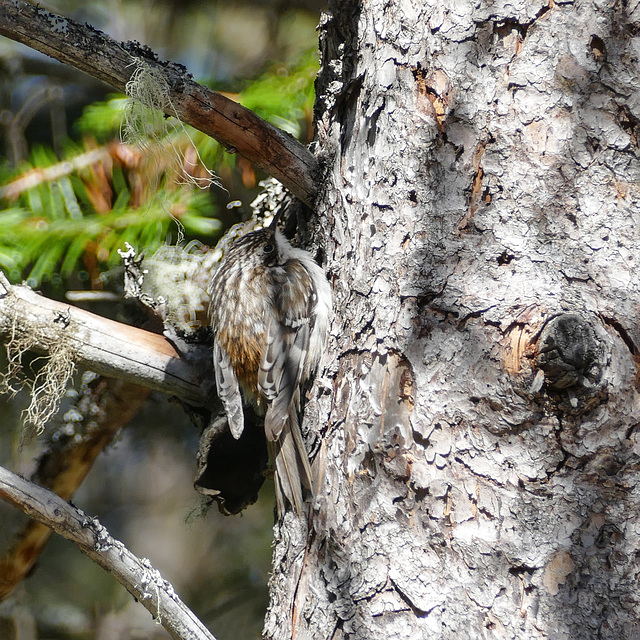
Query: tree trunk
266 1 640 638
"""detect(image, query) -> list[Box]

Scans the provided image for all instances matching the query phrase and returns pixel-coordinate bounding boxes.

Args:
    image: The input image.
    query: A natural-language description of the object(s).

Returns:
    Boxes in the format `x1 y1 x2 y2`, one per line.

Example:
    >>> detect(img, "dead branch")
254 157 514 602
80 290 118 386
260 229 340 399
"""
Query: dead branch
0 272 209 600
0 0 319 206
0 273 210 406
0 464 218 640
0 377 150 601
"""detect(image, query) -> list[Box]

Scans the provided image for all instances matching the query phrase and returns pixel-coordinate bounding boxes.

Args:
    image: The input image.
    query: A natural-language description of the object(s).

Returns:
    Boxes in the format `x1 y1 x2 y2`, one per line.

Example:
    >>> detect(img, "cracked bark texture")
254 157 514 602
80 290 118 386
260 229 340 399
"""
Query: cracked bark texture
265 1 640 639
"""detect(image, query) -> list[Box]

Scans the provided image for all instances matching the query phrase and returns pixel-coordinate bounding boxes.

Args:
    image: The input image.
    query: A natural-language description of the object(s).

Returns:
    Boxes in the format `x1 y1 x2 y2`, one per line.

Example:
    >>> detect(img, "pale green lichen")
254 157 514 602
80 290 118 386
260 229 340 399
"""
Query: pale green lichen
122 57 222 196
0 317 76 443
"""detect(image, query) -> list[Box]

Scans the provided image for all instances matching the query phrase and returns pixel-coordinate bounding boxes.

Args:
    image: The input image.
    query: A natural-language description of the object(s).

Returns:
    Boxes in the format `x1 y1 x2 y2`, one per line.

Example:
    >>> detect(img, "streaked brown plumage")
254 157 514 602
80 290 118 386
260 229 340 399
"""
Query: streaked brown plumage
208 226 331 515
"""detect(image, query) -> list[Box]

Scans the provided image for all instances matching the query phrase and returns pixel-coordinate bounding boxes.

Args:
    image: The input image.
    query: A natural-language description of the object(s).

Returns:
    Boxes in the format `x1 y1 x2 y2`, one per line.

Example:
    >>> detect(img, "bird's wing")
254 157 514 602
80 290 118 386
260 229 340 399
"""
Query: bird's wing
259 260 313 440
260 318 309 440
213 341 245 439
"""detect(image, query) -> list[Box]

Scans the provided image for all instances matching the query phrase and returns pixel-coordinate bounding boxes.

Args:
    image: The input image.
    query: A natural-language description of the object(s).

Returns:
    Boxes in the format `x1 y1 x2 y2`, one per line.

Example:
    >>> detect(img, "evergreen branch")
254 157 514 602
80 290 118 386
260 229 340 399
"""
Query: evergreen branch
0 0 319 206
0 147 112 201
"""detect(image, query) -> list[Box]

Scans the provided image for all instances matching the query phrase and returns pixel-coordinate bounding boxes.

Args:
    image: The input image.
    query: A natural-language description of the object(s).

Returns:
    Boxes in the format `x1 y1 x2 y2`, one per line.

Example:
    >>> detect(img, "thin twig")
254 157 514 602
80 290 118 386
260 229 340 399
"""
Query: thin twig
0 377 150 601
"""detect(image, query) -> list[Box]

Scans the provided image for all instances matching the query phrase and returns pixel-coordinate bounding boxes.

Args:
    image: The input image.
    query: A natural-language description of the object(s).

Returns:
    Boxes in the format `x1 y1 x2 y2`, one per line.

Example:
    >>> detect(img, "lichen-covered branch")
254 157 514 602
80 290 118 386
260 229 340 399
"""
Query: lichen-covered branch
0 0 319 205
0 273 209 407
0 272 210 601
0 465 218 640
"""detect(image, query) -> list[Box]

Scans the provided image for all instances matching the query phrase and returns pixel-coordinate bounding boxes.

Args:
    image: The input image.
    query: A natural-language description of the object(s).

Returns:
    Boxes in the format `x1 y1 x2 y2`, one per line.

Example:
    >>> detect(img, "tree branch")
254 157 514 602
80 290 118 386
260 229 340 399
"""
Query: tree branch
0 377 150 601
0 464 218 640
0 273 210 406
0 0 319 206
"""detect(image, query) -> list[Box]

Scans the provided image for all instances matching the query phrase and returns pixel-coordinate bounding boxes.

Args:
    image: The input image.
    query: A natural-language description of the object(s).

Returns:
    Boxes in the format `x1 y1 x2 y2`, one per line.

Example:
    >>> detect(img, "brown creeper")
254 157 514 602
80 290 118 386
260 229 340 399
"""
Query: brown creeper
208 224 331 515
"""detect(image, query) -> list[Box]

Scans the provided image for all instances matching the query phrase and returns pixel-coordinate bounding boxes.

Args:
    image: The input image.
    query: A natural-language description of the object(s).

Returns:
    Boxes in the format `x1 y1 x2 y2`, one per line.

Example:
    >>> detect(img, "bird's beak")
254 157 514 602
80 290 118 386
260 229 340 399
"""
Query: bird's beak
268 209 281 231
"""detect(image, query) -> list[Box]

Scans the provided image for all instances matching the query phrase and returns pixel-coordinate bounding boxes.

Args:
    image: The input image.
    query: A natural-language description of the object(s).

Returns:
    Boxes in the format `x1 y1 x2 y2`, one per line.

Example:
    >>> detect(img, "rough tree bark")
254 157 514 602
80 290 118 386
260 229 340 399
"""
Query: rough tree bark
266 1 640 639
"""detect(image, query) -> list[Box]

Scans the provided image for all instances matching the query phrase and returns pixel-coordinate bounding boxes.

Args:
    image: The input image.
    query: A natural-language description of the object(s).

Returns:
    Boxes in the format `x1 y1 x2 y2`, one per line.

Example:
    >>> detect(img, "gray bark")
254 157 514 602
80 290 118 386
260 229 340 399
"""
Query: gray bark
266 1 640 639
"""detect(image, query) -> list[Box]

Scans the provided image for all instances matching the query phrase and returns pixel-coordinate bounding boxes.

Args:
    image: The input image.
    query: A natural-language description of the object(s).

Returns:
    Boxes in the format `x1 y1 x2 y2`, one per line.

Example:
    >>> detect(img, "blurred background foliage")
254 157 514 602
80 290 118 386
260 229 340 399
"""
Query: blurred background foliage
0 1 322 638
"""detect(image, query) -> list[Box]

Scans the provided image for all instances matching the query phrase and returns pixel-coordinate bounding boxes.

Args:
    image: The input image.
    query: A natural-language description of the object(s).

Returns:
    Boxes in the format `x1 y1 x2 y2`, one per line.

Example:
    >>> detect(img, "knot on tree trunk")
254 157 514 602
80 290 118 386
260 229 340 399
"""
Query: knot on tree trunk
535 313 603 392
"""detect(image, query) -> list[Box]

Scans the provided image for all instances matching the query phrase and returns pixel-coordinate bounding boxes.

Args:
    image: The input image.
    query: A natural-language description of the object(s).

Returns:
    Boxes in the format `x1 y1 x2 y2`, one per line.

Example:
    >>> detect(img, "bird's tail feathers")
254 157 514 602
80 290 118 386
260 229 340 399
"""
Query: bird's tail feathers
271 407 313 516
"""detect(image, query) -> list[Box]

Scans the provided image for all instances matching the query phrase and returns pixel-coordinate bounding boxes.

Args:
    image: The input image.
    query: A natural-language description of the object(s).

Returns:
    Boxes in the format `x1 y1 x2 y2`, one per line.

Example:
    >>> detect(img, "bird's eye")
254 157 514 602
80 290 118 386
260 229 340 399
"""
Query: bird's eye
263 243 275 254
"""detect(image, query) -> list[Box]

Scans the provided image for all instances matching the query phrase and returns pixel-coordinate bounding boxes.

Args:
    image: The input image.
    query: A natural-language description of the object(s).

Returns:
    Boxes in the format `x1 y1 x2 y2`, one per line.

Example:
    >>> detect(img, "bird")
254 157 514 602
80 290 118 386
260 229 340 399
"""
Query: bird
208 220 331 515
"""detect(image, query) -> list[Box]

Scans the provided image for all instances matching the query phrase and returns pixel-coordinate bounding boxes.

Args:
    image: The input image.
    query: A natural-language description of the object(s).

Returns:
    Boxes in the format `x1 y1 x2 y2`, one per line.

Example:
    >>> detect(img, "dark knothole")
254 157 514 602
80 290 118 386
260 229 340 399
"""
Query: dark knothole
536 313 602 390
